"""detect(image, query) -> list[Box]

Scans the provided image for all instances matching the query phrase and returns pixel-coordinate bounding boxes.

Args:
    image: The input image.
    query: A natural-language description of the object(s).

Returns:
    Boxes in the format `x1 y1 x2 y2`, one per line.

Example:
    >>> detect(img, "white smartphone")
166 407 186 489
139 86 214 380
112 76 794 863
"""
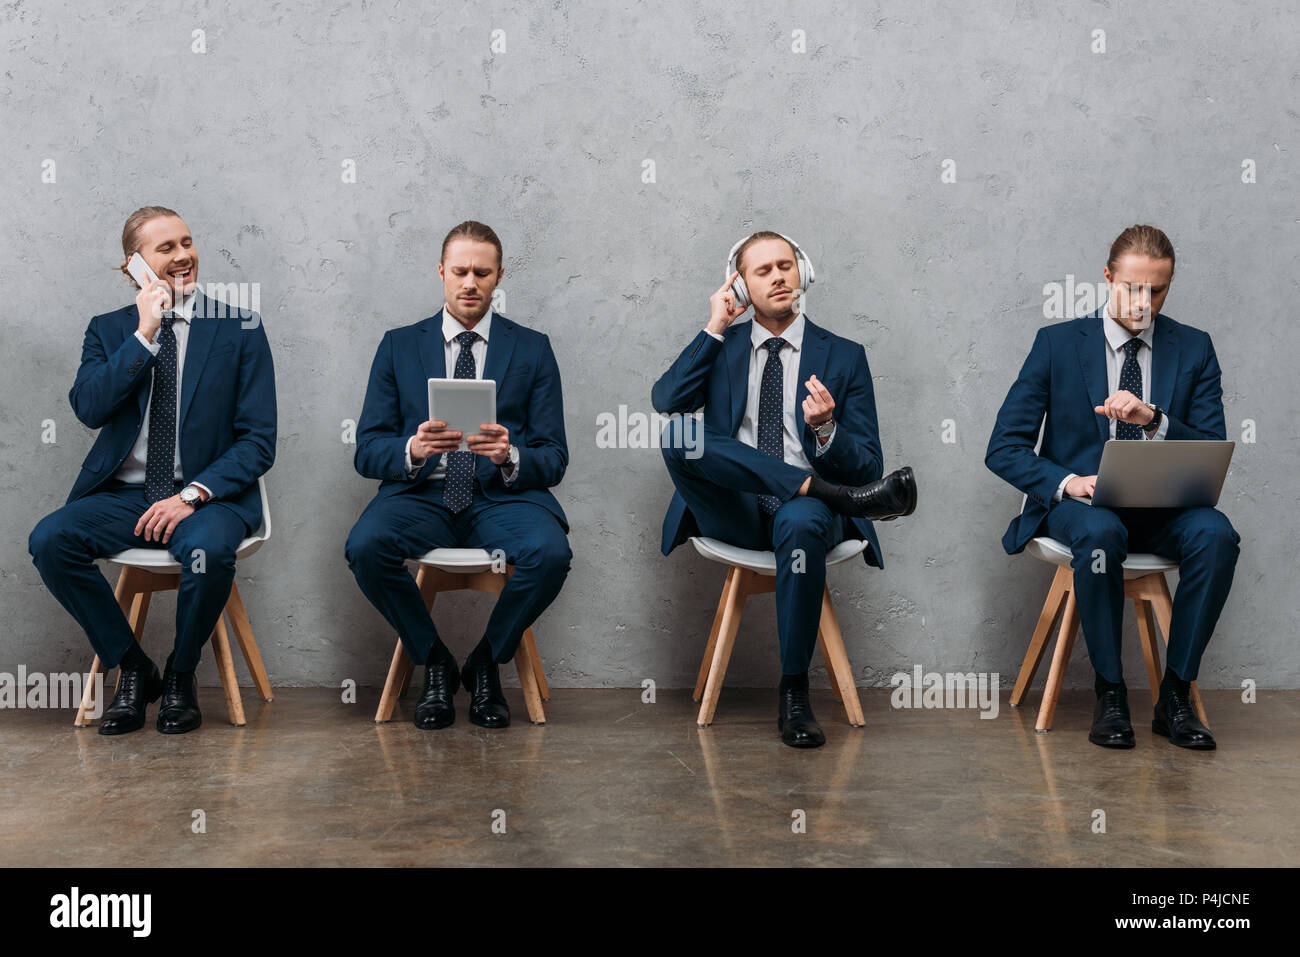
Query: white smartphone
126 251 160 287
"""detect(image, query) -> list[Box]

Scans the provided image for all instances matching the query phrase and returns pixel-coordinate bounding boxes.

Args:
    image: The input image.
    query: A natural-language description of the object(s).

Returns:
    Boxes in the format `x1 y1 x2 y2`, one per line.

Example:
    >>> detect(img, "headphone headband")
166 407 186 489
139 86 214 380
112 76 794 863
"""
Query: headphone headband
725 232 816 309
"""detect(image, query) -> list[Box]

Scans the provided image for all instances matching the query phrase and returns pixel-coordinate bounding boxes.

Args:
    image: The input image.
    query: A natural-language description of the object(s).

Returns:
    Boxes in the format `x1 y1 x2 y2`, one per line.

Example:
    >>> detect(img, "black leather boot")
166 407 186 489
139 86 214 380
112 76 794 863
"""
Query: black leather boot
1153 688 1216 750
812 467 917 521
156 655 202 734
414 657 459 730
778 675 825 749
1088 687 1135 748
98 658 163 736
461 658 510 729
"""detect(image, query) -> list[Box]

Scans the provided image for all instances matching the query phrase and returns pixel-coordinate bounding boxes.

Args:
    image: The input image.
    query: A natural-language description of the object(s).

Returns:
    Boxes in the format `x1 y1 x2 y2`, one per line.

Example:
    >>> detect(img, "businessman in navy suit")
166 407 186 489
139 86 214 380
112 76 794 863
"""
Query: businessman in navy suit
654 232 917 748
987 225 1238 750
28 206 277 735
346 221 571 731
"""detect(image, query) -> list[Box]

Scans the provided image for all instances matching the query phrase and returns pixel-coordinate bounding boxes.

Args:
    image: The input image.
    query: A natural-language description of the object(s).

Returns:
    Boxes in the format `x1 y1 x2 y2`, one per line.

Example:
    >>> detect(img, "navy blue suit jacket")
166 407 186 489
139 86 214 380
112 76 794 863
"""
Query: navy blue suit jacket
986 308 1227 555
652 317 886 567
353 309 569 531
67 292 277 532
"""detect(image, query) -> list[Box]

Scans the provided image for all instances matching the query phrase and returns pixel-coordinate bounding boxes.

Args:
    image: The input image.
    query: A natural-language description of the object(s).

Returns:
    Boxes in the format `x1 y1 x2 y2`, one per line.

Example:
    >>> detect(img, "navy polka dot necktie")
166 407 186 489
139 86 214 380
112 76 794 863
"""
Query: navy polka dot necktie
442 330 479 513
756 337 788 515
1117 337 1144 440
144 313 178 504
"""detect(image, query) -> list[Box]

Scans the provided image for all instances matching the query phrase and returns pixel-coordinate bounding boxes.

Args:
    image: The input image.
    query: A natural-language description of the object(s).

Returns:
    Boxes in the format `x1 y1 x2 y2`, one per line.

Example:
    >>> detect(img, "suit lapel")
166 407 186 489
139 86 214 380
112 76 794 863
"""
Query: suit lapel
179 293 217 427
796 318 829 460
418 308 447 381
1149 313 1180 412
725 321 752 435
482 314 517 386
1076 311 1111 448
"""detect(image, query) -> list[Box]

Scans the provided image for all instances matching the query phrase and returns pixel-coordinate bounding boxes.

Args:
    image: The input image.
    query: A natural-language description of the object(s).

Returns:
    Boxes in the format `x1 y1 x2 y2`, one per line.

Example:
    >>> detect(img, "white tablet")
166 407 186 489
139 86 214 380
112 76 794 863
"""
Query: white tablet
427 378 497 449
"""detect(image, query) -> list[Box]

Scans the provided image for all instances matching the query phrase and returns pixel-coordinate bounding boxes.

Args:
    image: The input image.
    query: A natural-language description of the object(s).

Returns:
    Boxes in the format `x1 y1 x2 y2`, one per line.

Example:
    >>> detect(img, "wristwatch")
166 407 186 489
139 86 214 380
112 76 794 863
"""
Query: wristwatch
179 485 205 508
503 444 520 472
813 420 835 439
1142 403 1163 434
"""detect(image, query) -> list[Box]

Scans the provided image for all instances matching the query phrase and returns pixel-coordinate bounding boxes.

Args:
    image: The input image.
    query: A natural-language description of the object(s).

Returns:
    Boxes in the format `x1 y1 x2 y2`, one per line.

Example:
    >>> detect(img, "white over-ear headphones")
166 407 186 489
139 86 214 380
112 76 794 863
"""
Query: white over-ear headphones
725 232 816 309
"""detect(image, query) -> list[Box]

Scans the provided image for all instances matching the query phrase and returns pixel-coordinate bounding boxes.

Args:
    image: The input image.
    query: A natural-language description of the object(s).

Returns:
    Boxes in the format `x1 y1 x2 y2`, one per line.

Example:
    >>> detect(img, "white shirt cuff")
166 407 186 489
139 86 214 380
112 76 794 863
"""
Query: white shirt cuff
1055 473 1077 503
704 328 723 342
404 436 424 477
134 329 161 355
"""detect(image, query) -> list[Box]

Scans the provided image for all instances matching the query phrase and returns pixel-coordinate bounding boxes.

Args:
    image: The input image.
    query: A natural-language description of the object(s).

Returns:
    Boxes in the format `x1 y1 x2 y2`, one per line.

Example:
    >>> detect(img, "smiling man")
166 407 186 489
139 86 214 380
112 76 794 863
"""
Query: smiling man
653 231 917 749
986 224 1239 751
345 221 571 731
28 205 277 735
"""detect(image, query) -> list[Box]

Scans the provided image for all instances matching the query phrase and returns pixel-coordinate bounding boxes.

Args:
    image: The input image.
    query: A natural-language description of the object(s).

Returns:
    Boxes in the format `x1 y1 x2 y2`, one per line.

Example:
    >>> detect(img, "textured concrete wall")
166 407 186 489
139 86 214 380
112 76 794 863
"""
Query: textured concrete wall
2 1 1296 689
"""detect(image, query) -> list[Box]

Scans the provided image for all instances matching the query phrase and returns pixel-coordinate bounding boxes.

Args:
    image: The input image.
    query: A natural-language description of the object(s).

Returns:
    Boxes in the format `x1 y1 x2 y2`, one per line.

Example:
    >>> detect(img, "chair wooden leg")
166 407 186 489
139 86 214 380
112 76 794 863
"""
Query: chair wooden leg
1011 566 1069 707
697 566 748 727
209 614 246 726
74 655 105 727
376 640 411 723
816 585 866 727
819 630 843 702
694 567 735 701
1036 589 1080 732
224 581 273 702
523 629 550 701
1134 598 1164 700
514 633 547 725
1148 574 1210 728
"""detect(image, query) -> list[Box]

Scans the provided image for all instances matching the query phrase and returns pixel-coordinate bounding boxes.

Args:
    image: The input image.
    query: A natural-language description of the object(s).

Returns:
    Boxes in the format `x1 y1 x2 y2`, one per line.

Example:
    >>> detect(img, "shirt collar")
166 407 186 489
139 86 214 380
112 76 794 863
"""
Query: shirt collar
442 303 492 345
750 312 805 352
1102 298 1153 352
166 291 198 323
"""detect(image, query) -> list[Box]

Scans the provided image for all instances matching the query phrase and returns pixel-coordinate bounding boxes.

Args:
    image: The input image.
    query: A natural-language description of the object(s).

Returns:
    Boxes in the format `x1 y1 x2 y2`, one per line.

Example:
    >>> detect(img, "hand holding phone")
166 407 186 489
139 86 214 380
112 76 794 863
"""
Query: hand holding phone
128 252 172 339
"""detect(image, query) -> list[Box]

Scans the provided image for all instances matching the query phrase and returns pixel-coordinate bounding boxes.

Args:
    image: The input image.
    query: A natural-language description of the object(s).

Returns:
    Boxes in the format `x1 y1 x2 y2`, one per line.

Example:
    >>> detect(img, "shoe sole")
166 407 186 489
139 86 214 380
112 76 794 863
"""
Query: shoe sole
1152 719 1216 750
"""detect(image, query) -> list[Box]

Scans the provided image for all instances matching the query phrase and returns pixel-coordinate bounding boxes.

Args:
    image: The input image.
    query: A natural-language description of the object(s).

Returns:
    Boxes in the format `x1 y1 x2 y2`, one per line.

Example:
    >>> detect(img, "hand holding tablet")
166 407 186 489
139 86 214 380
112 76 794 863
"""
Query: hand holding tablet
414 378 508 464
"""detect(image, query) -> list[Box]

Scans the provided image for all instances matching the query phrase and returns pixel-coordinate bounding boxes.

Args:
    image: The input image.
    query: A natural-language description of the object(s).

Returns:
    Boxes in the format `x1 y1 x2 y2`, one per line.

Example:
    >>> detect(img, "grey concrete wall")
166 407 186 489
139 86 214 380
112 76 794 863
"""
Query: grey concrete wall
2 1 1296 690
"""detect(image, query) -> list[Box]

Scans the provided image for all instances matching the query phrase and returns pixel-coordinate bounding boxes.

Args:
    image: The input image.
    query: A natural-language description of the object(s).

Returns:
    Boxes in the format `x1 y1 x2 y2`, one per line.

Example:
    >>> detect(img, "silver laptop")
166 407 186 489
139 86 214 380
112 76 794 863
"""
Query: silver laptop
1086 440 1234 508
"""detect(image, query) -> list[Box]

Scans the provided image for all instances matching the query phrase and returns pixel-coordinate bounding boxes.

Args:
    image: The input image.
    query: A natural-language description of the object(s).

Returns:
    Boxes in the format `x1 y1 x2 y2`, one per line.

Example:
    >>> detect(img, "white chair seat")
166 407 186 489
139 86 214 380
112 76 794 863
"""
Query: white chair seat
103 476 272 573
409 548 498 573
1027 536 1178 580
690 536 868 576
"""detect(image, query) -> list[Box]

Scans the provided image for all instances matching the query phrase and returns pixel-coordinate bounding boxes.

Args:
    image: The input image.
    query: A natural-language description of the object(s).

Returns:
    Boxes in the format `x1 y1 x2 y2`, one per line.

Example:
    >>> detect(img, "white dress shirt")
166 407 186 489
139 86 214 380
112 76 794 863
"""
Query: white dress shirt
705 314 835 469
405 305 517 485
115 293 211 499
1056 300 1169 501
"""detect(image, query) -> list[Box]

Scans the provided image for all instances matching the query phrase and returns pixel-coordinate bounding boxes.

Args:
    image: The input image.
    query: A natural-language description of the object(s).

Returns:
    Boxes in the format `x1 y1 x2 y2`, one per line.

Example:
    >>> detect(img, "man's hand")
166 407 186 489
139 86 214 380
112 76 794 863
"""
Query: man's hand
706 270 749 336
467 423 511 465
135 277 173 342
410 420 463 464
802 374 834 438
134 494 196 544
1065 475 1097 499
1095 390 1154 427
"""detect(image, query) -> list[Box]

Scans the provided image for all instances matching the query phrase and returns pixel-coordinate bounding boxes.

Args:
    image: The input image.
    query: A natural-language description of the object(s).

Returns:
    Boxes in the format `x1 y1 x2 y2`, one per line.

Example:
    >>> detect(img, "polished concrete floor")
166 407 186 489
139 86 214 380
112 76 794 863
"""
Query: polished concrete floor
1 686 1296 866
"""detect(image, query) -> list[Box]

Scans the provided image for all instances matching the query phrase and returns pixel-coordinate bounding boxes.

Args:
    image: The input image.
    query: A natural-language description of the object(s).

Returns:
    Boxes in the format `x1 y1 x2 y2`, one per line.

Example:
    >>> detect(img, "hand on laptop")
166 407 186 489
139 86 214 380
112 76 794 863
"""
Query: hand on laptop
1065 474 1097 499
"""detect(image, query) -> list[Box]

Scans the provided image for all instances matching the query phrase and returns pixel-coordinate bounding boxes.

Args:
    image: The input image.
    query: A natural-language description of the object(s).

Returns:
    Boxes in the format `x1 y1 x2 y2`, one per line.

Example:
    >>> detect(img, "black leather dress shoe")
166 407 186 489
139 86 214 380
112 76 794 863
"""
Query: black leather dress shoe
778 684 826 749
414 658 459 730
842 467 918 521
1153 689 1216 750
156 659 202 734
461 659 510 729
98 659 163 735
1088 688 1135 748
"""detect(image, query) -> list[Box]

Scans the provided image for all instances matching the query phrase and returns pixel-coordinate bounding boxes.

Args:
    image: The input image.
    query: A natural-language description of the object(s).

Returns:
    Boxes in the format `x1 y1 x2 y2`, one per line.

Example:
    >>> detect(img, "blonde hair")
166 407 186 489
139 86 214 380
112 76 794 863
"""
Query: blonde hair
440 220 503 266
1107 224 1175 276
116 205 181 285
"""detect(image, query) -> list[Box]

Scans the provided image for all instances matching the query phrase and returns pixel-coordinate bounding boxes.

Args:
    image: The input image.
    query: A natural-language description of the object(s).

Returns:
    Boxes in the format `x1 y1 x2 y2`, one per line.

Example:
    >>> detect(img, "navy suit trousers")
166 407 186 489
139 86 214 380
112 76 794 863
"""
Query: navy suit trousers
345 479 572 665
1043 500 1240 682
28 480 250 671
